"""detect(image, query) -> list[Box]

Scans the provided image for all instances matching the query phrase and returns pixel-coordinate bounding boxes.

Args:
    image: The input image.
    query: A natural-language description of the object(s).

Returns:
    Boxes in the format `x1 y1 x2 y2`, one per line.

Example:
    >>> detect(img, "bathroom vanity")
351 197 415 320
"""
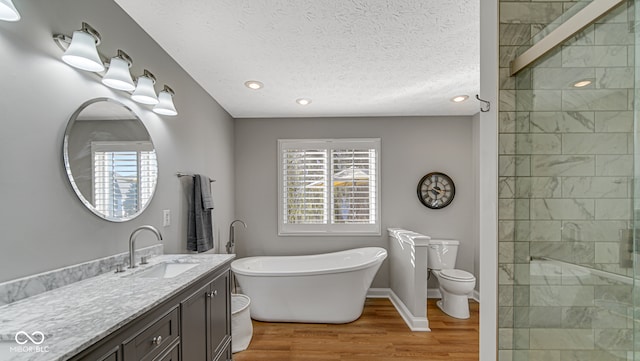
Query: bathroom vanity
0 254 234 361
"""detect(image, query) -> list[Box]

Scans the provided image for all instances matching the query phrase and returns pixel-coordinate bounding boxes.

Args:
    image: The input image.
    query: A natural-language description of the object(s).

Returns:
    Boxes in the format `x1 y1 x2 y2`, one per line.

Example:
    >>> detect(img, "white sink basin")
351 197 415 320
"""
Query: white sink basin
131 263 199 278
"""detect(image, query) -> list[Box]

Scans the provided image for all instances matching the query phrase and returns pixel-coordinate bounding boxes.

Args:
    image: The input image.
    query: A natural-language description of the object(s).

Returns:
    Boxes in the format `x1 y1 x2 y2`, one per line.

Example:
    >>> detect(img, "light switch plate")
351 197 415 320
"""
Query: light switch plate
163 209 171 227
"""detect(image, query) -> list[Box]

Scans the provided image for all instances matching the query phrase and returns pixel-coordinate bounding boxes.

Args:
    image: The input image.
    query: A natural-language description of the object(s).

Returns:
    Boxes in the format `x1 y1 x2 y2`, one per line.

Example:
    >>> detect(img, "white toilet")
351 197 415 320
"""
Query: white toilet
427 239 476 319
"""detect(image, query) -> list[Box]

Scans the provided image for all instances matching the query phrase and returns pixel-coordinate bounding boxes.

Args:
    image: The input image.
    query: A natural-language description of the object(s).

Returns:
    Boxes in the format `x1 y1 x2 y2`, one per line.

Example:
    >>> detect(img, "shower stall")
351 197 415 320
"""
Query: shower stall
498 0 639 359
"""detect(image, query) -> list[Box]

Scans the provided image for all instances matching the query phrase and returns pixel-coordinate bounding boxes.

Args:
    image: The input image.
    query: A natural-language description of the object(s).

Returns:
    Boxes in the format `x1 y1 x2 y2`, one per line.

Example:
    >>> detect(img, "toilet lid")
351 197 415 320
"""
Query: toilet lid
440 269 475 281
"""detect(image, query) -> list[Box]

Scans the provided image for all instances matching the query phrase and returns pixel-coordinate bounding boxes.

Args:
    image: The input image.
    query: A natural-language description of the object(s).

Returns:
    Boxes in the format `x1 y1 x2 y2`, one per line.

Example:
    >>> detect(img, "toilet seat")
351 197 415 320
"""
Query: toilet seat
439 269 475 281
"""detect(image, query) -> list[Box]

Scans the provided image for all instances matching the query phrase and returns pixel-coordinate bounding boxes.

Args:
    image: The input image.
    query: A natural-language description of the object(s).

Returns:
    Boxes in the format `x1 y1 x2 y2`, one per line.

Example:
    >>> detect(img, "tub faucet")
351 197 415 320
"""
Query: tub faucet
129 225 163 268
227 219 247 254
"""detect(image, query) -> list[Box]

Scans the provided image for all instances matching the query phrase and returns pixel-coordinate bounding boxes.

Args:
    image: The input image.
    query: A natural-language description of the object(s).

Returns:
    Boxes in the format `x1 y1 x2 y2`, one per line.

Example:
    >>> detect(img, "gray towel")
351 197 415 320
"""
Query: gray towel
187 175 214 252
200 175 215 210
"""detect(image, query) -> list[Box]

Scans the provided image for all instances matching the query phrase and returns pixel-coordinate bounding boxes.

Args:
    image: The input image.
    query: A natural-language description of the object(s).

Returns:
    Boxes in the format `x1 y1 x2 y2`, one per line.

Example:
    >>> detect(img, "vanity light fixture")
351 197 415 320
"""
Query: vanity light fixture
451 95 469 103
573 79 592 88
153 85 178 116
0 0 20 21
131 70 159 105
53 22 178 116
102 50 135 91
244 80 263 90
59 22 105 72
296 98 312 106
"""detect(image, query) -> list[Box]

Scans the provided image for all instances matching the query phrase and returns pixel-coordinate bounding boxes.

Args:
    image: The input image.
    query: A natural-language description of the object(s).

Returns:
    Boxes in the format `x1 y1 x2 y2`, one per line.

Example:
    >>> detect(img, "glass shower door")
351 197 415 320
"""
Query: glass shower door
510 1 637 360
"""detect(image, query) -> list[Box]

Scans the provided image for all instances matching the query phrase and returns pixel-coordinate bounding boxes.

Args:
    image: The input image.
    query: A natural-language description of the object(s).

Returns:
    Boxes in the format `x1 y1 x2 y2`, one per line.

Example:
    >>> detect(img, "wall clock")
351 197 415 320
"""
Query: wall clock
417 172 455 209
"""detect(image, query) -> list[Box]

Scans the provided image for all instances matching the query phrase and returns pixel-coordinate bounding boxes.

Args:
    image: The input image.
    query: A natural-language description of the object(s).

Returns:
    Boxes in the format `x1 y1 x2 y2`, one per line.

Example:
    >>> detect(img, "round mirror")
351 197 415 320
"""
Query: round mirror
63 98 158 222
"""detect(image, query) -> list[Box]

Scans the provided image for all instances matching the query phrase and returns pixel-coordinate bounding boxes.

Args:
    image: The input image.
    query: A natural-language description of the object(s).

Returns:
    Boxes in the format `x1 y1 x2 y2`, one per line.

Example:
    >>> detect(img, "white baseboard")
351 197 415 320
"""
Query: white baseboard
367 288 430 332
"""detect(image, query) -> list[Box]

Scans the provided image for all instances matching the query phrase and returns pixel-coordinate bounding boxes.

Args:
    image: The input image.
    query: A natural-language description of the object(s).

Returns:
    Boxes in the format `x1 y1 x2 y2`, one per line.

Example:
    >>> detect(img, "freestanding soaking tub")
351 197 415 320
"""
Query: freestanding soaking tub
230 247 387 323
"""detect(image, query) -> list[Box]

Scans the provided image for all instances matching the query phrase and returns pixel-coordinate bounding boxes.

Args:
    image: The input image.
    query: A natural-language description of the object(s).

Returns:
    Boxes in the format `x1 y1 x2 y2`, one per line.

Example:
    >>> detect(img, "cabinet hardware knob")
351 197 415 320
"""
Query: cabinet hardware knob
152 335 162 345
207 290 218 298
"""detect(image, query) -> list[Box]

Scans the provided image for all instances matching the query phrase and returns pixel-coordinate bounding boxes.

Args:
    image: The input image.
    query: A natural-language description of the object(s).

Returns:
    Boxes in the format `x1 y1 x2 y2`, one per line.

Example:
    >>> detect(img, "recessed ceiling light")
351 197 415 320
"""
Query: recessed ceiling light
573 80 592 88
296 98 312 106
451 95 469 103
244 80 263 90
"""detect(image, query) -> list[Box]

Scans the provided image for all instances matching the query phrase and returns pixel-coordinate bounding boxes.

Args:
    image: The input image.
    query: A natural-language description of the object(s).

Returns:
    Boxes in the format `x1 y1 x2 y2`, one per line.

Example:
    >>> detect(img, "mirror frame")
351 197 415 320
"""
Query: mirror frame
62 97 159 222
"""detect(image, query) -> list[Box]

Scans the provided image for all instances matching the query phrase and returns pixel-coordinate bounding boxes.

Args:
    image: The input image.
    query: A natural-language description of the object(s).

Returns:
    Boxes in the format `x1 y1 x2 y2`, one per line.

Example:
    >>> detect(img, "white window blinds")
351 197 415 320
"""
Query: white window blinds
278 139 380 235
92 141 157 219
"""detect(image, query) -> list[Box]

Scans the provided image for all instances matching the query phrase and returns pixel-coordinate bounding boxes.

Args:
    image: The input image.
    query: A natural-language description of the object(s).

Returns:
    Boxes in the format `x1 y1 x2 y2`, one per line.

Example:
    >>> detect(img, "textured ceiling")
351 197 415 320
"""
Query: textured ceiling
114 0 479 118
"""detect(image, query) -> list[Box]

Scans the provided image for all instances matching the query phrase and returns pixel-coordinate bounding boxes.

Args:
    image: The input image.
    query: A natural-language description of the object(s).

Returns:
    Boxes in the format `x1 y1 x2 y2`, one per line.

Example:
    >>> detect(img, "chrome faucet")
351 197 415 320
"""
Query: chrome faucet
129 225 163 268
226 220 247 254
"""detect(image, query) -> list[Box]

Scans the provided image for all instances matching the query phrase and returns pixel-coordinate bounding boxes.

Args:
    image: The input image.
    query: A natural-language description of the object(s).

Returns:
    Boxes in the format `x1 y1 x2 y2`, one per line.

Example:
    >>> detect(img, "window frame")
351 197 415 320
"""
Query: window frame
91 140 157 219
277 138 381 236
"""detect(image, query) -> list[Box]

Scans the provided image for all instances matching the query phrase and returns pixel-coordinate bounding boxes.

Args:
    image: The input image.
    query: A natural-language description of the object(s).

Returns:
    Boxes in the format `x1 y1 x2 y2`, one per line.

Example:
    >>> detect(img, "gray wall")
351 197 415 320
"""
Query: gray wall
0 0 235 282
234 116 477 288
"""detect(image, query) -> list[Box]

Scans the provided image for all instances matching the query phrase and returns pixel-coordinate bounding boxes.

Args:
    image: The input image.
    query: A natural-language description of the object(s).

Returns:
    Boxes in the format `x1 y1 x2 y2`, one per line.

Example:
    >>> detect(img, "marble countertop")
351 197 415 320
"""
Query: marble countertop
0 254 235 361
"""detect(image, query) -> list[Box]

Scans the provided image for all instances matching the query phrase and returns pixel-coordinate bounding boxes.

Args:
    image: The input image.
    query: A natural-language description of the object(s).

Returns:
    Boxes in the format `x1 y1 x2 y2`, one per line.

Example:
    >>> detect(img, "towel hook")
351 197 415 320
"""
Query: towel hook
476 94 490 113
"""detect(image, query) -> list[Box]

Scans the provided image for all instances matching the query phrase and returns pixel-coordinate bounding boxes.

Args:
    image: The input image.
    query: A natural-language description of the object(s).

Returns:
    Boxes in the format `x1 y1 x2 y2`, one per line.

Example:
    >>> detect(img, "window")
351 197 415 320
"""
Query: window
278 138 380 235
92 141 157 219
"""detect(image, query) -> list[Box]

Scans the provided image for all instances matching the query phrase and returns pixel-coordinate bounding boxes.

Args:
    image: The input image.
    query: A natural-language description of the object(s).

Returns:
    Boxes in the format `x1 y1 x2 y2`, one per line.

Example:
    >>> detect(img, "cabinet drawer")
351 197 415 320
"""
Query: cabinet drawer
123 308 179 361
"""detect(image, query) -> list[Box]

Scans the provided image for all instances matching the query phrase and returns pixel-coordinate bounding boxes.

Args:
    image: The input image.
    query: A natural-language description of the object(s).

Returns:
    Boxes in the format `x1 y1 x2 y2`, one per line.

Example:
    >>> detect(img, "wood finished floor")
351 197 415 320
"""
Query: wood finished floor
233 298 479 361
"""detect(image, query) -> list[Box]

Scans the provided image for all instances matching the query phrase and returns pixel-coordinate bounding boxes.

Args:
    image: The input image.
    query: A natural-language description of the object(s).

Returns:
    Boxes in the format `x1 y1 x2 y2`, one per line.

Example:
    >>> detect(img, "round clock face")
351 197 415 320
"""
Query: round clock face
417 172 455 209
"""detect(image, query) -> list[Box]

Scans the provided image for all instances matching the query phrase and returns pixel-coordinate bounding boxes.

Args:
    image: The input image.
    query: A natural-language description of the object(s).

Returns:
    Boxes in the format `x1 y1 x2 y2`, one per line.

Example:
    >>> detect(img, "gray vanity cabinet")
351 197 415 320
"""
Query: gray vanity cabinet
181 270 231 361
69 261 232 361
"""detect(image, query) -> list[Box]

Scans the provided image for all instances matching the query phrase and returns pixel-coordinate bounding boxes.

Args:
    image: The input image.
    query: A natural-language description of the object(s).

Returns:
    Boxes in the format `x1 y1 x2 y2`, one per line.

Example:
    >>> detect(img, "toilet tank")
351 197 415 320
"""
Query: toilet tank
427 239 459 270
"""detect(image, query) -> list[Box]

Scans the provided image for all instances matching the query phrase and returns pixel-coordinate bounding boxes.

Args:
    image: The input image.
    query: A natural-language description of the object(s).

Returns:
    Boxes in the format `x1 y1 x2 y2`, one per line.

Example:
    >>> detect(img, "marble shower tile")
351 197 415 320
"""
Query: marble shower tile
595 23 634 46
594 329 632 351
531 155 595 176
522 350 560 361
500 263 516 285
514 242 530 263
530 199 594 220
529 261 562 285
501 89 517 111
500 134 516 155
562 306 595 328
500 242 515 263
516 112 530 133
562 133 628 155
595 199 631 220
515 220 562 242
531 67 595 90
500 46 521 68
500 155 517 177
515 199 530 219
500 111 517 133
500 23 532 46
595 155 632 176
529 307 563 328
530 111 594 133
529 241 595 264
594 111 633 133
596 67 634 89
594 242 619 264
530 285 595 307
561 220 628 243
513 285 530 306
500 3 564 24
516 134 562 154
562 89 629 111
499 284 515 307
561 177 628 198
516 155 531 176
500 198 516 220
516 90 562 111
561 45 628 68
499 220 516 243
500 177 516 198
516 177 562 198
513 328 530 349
529 328 595 349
